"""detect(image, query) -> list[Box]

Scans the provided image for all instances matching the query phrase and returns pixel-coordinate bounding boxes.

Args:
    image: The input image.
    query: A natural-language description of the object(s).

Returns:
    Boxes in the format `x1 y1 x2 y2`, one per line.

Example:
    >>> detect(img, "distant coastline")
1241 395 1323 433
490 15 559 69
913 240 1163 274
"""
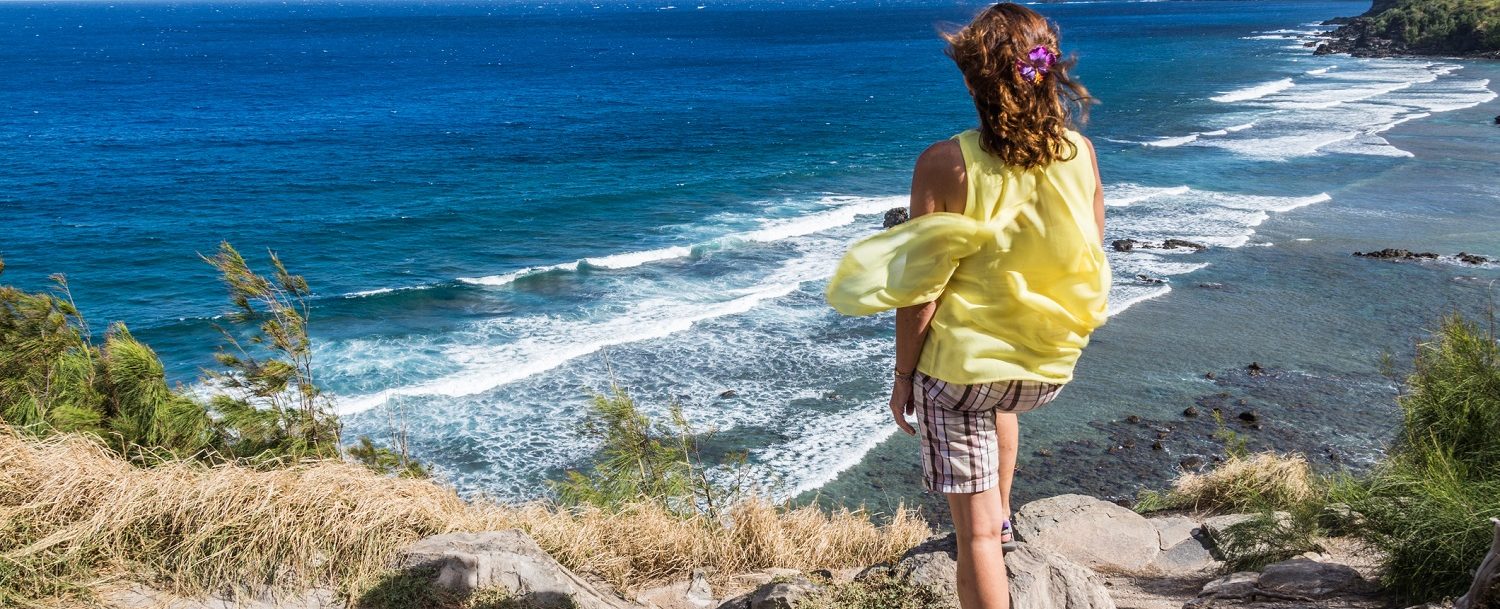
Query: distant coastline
1315 0 1500 59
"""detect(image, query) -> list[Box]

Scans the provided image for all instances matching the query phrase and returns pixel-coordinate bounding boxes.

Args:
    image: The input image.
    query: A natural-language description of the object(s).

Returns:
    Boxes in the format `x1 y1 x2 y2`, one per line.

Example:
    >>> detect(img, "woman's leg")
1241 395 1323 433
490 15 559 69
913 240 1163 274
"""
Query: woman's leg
996 412 1019 520
947 487 1011 609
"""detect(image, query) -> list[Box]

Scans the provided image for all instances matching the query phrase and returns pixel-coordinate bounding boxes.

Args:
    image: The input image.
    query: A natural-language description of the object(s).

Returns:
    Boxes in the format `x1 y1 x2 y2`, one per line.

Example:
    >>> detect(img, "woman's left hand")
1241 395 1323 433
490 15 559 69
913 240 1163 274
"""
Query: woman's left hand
889 378 917 436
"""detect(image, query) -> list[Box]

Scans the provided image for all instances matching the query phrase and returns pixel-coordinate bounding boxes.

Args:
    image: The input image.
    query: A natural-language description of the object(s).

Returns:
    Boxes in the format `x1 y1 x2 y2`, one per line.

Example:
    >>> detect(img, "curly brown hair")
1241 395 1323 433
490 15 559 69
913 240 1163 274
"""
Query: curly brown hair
943 3 1094 169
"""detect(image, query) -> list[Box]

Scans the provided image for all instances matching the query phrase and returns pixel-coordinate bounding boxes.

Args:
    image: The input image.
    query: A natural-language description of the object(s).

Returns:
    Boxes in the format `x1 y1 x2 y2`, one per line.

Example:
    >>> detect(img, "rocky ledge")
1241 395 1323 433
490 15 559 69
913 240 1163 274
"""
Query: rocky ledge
1353 248 1492 265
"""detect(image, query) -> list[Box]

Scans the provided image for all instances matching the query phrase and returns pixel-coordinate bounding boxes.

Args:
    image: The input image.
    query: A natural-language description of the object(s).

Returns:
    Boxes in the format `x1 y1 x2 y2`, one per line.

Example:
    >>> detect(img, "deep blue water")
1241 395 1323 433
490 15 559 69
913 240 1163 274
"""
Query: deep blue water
2 0 1497 500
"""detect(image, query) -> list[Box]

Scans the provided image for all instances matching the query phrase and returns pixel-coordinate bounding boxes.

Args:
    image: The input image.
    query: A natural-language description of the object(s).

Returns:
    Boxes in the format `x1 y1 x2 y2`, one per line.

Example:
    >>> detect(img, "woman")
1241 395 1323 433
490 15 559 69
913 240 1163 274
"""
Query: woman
826 4 1109 608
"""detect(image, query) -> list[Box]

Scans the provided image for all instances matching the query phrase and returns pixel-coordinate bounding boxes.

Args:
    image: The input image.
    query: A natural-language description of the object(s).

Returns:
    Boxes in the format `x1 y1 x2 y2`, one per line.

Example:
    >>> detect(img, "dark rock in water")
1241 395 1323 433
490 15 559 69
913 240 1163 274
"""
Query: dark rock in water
1204 372 1216 380
1494 115 1500 125
1126 414 1142 424
1183 406 1200 418
1239 410 1260 423
1180 456 1205 470
1314 42 1336 55
1123 439 1137 449
1036 448 1053 457
822 391 840 401
1162 239 1207 251
1354 248 1439 261
1135 274 1166 285
1152 440 1165 451
882 207 910 229
719 389 739 399
1456 252 1491 265
1247 362 1266 376
1114 238 1207 254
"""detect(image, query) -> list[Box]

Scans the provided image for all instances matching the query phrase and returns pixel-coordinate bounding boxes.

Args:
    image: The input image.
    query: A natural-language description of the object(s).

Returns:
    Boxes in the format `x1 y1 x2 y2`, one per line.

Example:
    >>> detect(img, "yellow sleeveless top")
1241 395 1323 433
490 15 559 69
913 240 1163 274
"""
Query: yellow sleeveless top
825 129 1110 384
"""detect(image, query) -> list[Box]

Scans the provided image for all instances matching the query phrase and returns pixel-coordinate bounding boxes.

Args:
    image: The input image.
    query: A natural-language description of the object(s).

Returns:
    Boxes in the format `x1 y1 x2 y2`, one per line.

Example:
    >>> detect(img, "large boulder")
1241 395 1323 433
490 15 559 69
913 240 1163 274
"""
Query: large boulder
394 530 639 609
1184 557 1366 607
894 533 1115 609
1014 494 1162 572
1256 558 1364 599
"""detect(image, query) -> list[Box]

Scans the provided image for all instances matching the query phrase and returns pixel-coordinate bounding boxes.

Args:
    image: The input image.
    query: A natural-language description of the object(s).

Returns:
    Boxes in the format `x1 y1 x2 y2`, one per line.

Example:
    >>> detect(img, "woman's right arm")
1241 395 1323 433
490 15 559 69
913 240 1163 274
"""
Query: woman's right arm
889 140 966 436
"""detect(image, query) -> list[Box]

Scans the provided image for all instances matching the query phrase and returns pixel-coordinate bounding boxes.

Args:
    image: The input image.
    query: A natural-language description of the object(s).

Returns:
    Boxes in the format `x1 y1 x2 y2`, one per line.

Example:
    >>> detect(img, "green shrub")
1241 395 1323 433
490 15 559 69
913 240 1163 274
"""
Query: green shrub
1342 312 1500 602
549 384 748 517
0 249 412 470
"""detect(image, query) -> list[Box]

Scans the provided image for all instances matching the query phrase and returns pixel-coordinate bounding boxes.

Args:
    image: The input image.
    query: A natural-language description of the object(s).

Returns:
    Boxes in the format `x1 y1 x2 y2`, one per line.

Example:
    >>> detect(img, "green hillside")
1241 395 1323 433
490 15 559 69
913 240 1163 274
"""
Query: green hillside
1363 0 1500 54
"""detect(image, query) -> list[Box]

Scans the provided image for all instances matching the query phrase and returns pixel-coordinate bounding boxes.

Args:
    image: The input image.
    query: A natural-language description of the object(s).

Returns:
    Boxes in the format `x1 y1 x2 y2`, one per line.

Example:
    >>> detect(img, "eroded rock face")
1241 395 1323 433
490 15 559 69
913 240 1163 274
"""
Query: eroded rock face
395 530 639 609
894 533 1116 609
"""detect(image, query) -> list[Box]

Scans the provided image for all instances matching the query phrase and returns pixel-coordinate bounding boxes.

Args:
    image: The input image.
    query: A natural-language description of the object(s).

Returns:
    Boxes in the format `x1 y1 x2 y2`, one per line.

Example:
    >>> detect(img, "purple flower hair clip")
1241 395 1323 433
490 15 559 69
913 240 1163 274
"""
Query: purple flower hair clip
1017 45 1058 85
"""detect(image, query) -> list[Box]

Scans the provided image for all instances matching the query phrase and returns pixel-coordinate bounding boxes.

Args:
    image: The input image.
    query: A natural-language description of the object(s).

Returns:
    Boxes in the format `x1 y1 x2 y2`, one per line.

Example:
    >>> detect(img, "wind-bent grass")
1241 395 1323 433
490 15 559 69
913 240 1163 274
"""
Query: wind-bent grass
0 428 929 607
1135 451 1319 515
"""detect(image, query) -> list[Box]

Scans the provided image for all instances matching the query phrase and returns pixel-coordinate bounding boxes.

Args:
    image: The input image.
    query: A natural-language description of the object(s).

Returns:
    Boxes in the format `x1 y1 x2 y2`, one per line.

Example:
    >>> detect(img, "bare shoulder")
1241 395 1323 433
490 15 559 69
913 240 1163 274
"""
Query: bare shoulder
912 139 966 215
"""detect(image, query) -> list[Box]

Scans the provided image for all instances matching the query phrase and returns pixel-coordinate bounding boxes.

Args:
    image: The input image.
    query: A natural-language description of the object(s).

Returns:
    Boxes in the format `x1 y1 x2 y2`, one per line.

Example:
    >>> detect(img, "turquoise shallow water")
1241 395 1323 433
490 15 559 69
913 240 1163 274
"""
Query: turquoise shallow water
1 0 1496 503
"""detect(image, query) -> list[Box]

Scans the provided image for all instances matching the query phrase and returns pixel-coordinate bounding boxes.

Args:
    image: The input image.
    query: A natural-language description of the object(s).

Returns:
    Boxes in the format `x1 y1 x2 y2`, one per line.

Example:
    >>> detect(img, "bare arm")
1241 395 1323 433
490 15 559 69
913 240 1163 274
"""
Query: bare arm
890 140 966 435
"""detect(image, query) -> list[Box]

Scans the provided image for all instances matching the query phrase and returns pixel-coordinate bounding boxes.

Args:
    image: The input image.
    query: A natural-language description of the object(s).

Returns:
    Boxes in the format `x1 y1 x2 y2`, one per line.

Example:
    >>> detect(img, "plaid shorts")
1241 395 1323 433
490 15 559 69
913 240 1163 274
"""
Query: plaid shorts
915 371 1064 494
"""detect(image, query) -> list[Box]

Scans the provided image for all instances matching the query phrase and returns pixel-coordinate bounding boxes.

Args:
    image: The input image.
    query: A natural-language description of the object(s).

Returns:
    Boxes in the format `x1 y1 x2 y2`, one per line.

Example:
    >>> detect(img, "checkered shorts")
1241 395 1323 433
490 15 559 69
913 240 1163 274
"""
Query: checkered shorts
915 371 1064 494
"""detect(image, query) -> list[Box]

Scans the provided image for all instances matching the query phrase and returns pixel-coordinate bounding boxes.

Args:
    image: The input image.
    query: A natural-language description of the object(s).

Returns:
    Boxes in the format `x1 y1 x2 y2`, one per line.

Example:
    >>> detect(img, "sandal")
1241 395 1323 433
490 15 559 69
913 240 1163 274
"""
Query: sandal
1001 519 1018 552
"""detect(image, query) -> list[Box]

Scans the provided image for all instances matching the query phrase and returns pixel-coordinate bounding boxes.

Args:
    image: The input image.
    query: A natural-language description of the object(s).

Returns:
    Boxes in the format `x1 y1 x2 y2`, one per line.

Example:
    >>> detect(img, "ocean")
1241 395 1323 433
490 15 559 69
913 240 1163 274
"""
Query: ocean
2 0 1497 509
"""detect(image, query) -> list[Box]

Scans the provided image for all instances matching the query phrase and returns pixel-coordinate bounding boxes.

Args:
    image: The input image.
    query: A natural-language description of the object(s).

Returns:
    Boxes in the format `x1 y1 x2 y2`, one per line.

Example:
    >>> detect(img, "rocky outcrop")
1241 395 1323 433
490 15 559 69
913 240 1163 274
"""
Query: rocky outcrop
1353 248 1439 261
1012 494 1220 574
1112 239 1208 253
1014 494 1163 572
394 530 640 609
894 533 1116 609
1354 249 1491 265
1315 2 1500 59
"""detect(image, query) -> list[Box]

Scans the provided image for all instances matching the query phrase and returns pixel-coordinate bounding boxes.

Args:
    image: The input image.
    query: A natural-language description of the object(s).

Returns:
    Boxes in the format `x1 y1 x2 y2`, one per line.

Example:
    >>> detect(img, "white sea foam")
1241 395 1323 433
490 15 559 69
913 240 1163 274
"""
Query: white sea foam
1104 184 1192 207
1305 66 1335 75
1144 133 1199 148
1211 77 1295 103
458 261 580 286
455 196 902 287
1107 284 1171 317
335 214 876 416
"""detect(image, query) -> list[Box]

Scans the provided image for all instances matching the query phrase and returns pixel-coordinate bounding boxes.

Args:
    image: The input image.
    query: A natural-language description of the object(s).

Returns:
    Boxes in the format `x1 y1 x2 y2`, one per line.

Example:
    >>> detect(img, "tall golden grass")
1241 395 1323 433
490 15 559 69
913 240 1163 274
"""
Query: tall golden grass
0 428 928 606
1137 451 1318 514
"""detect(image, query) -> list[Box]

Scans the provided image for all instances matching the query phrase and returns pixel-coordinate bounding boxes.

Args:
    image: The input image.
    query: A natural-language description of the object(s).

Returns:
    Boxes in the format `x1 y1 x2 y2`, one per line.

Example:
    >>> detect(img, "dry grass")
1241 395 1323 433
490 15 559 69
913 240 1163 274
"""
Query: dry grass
1137 451 1318 514
0 428 928 607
